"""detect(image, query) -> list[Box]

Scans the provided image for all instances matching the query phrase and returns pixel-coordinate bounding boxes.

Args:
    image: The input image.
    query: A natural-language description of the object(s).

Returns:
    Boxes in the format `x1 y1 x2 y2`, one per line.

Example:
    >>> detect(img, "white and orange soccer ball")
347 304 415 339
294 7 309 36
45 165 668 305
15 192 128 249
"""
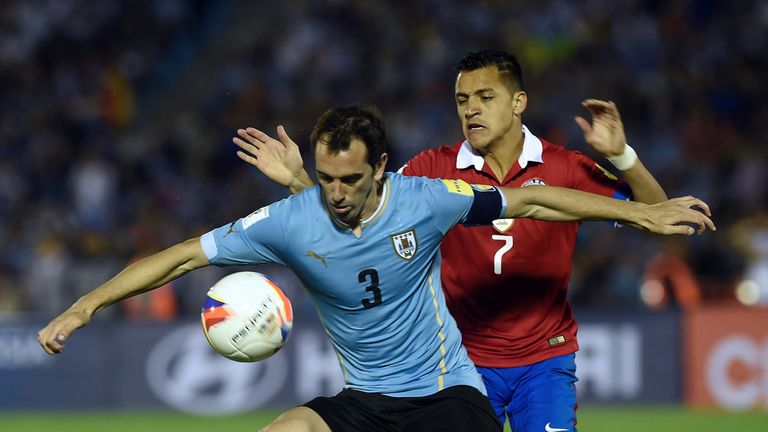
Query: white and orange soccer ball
201 271 293 362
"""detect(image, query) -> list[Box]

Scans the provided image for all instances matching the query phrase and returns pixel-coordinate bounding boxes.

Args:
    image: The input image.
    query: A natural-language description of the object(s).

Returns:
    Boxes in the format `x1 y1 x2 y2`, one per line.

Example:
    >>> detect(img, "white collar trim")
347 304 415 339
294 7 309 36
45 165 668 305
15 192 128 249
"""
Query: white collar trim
361 178 388 224
456 125 544 171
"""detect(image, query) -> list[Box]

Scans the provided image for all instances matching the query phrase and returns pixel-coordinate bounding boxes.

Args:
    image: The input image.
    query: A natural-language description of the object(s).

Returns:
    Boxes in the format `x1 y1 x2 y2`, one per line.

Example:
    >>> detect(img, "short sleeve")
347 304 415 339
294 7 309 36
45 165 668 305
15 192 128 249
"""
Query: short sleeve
569 151 632 200
398 146 444 178
200 201 289 267
419 178 476 234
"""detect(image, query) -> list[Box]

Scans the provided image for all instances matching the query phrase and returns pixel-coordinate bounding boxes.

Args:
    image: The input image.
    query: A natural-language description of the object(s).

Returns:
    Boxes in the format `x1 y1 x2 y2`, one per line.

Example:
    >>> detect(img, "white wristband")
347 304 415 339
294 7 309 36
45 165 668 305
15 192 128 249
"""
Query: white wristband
606 143 638 171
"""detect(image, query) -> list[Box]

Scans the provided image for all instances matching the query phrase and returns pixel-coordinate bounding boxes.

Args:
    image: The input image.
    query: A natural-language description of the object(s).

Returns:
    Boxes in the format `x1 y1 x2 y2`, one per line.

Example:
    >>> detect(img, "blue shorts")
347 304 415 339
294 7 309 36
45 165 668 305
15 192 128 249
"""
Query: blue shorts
476 353 578 432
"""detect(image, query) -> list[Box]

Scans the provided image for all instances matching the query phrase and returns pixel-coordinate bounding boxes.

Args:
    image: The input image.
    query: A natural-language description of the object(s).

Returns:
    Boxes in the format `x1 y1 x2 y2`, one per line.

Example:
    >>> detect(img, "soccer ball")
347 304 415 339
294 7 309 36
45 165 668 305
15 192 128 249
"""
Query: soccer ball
201 271 293 362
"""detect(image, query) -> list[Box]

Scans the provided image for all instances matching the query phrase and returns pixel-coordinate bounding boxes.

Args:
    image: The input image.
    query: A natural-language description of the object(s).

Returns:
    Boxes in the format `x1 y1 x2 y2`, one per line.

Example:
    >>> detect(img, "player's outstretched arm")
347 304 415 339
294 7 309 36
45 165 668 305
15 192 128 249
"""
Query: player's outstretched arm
574 99 667 204
37 238 210 355
502 186 715 236
233 125 314 195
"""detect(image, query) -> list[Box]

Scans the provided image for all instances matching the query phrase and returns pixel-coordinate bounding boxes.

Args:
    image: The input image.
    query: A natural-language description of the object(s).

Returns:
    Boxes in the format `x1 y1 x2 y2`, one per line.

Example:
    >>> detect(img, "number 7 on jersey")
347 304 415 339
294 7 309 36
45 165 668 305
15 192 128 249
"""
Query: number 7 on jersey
491 235 513 275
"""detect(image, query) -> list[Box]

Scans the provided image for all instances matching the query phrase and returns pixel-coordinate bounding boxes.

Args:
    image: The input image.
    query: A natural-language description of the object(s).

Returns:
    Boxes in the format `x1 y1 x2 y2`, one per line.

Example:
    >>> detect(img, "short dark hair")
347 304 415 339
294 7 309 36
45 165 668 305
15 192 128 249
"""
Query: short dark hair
310 105 387 167
456 50 525 92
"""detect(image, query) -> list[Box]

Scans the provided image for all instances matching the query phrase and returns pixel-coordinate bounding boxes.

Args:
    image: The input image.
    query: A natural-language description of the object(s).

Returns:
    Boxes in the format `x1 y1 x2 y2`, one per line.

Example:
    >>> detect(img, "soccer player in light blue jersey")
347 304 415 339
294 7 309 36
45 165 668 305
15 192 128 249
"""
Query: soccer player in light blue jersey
39 106 714 432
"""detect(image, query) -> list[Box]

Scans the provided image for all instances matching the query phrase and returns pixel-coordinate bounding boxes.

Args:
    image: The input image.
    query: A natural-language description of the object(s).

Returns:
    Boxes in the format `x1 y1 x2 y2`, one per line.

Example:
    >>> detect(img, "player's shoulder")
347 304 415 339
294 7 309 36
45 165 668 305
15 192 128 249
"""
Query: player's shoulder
403 141 462 168
417 141 462 159
388 172 456 195
267 186 322 214
388 171 433 188
540 138 594 165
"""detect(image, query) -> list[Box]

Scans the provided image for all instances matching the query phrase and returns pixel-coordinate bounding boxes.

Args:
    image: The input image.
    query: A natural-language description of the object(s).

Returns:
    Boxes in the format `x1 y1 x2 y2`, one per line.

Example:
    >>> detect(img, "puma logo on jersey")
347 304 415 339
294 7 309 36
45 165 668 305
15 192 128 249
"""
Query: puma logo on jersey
307 251 329 267
224 222 239 237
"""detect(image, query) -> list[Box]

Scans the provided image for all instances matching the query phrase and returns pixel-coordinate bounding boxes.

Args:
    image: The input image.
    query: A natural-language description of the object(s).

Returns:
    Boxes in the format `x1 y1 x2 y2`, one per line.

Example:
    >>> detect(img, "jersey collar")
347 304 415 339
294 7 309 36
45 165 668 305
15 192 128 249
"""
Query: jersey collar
361 177 389 226
456 125 544 171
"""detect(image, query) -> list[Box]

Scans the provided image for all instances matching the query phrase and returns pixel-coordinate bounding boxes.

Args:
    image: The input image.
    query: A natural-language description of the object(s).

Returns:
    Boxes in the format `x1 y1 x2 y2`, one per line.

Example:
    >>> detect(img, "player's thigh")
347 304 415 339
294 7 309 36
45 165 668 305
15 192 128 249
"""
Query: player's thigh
477 366 516 426
508 354 578 432
261 406 331 432
403 385 502 432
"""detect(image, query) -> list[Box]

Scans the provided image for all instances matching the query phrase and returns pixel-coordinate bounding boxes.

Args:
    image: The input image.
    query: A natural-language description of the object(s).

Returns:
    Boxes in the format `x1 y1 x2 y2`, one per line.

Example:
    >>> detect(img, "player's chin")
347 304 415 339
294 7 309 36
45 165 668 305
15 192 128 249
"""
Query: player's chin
333 210 356 225
464 134 489 150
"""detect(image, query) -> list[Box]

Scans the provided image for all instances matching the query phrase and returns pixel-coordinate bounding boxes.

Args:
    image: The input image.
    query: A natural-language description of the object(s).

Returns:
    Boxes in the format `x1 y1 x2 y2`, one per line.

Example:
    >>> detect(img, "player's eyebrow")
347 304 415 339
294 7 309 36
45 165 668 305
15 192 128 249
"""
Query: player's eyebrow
456 87 496 98
317 170 363 182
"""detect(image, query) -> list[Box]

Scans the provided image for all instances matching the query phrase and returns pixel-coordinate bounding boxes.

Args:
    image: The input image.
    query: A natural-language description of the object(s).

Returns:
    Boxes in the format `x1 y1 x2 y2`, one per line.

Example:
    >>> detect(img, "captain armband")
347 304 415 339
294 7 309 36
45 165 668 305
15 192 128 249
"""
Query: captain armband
463 185 507 226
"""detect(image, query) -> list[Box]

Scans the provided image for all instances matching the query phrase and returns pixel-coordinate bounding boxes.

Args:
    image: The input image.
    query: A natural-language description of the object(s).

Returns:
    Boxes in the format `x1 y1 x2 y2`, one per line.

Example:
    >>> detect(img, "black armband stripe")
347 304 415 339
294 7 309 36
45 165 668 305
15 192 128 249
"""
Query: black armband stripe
463 186 506 226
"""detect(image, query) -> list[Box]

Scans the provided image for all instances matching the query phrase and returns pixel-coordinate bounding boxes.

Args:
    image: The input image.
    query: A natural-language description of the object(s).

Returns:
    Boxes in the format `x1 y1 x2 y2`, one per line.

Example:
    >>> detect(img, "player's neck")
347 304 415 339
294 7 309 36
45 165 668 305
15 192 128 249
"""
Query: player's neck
483 128 524 181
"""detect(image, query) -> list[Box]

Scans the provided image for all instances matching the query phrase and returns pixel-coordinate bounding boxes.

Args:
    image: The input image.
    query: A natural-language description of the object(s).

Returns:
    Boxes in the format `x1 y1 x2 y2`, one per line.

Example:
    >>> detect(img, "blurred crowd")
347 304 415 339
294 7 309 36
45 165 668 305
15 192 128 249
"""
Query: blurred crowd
1 0 767 320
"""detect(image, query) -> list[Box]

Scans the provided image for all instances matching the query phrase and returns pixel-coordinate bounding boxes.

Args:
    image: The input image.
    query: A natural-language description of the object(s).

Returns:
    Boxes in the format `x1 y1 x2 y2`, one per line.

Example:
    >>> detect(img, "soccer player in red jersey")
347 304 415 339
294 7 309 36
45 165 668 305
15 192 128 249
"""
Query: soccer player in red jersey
234 51 670 432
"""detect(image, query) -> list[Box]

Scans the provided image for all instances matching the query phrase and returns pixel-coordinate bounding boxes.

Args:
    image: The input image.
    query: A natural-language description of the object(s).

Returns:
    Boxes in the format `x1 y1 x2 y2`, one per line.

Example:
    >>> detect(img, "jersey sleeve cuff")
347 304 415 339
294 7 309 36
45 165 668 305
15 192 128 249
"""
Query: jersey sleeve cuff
200 231 218 261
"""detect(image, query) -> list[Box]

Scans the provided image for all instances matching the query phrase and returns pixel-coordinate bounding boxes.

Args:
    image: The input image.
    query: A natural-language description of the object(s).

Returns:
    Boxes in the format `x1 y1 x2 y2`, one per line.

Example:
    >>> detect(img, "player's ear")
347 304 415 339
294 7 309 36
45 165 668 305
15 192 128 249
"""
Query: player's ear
373 153 388 181
513 90 527 116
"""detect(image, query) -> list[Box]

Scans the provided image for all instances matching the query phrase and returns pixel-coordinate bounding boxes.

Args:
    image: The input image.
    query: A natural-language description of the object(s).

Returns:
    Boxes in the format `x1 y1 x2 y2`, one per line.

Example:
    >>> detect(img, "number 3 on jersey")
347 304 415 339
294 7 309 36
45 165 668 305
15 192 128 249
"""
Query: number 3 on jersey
491 235 513 275
359 269 382 309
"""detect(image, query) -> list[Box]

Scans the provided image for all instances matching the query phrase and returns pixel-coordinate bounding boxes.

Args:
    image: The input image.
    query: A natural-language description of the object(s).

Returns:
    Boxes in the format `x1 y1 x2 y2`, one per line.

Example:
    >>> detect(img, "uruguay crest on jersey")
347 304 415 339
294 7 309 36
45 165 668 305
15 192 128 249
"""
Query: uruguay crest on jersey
391 229 417 260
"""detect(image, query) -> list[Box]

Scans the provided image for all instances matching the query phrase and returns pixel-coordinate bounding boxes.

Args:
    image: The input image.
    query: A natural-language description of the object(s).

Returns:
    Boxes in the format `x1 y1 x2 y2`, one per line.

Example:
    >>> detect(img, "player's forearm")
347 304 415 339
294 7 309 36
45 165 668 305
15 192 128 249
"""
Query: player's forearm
503 185 647 224
620 159 667 204
69 238 209 317
287 170 315 195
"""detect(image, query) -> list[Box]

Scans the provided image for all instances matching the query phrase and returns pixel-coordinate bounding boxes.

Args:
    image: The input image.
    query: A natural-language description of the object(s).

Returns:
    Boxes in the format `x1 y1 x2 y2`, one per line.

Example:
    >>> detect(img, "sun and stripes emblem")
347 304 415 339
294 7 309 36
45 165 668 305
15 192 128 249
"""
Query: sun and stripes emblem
391 229 417 260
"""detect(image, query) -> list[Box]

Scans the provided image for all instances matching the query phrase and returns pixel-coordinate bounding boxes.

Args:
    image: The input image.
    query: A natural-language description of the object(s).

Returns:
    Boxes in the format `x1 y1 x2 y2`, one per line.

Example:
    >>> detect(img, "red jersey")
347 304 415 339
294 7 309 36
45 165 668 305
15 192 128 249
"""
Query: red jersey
400 126 629 367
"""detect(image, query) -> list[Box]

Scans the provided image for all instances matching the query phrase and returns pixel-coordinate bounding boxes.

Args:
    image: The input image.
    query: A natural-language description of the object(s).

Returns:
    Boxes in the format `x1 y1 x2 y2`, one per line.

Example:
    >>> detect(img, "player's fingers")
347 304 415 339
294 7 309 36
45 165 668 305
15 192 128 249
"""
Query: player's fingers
683 213 707 236
245 127 272 144
276 125 293 146
670 196 713 218
53 332 67 348
38 325 66 355
582 99 612 113
236 150 259 167
237 128 260 144
232 137 259 155
689 198 712 217
667 225 696 236
699 213 716 233
582 98 609 107
37 328 55 355
608 101 622 118
574 116 592 134
678 209 715 235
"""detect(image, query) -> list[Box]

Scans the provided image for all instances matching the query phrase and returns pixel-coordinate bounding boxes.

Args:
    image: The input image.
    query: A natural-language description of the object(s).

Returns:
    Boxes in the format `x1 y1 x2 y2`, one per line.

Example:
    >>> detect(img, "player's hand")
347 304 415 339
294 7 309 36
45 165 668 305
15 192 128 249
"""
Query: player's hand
233 125 305 188
37 309 91 355
574 99 627 157
634 196 716 236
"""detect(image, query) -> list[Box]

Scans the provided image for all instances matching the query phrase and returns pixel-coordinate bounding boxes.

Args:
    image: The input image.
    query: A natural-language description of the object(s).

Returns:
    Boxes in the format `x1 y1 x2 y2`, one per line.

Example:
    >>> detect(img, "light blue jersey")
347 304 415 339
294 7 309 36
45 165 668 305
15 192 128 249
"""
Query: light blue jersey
201 173 497 397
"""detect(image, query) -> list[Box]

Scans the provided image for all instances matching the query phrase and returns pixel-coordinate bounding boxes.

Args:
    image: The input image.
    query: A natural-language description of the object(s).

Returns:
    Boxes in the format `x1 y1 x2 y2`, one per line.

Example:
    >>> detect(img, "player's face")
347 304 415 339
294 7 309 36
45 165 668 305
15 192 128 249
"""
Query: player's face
455 67 525 153
315 138 387 228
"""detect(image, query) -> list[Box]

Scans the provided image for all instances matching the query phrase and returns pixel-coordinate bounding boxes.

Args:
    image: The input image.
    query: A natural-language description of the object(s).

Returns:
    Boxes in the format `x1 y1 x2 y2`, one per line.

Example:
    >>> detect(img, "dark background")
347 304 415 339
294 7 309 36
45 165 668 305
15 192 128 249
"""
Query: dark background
1 0 766 320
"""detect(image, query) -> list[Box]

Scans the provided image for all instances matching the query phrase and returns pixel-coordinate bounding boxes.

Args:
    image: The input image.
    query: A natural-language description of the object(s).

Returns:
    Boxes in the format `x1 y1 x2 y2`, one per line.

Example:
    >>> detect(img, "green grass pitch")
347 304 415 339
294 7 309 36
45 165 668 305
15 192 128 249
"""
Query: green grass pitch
1 406 766 431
